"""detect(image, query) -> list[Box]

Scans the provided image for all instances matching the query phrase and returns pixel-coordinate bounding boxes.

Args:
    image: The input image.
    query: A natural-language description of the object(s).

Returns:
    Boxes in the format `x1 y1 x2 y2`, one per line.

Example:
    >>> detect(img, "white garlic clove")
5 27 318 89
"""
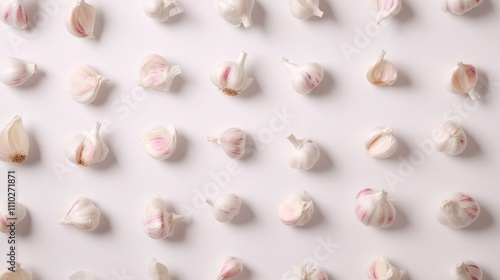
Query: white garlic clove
364 127 398 158
65 122 109 166
210 51 253 97
208 127 246 159
69 65 108 104
287 133 320 171
0 0 28 29
140 125 177 160
437 192 480 229
299 263 328 280
68 271 95 280
282 58 324 95
0 263 32 280
442 0 483 15
433 120 467 156
138 54 181 92
449 260 483 280
278 193 314 227
355 188 396 228
206 193 241 223
148 258 171 280
65 0 95 38
216 256 243 280
288 0 323 20
445 62 480 100
0 116 29 163
143 0 184 22
143 197 183 239
368 257 403 280
58 197 101 231
367 50 398 86
0 201 27 234
214 0 254 27
0 57 37 87
372 0 402 24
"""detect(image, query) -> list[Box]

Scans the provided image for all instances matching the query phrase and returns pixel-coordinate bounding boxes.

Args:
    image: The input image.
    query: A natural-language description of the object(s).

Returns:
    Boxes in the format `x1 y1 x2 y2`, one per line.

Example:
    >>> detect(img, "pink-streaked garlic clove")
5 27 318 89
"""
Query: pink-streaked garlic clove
287 133 320 170
433 120 467 156
0 57 37 87
215 256 243 280
445 62 480 100
140 125 178 160
371 0 402 24
0 0 28 29
449 260 483 280
65 0 96 38
143 0 184 22
278 193 314 227
143 197 183 239
368 257 403 280
367 50 398 86
441 0 483 15
288 0 323 20
58 197 101 231
214 0 254 28
138 54 181 92
300 263 329 280
437 192 480 229
282 58 324 94
65 122 108 167
364 127 398 158
207 127 246 159
209 51 254 96
355 188 396 228
68 65 108 104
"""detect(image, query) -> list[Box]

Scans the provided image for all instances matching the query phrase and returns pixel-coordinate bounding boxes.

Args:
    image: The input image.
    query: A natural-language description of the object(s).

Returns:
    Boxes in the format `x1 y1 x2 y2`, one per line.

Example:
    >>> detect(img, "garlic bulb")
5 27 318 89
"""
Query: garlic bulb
364 127 398 158
0 0 28 29
65 122 108 166
210 51 253 97
143 197 183 239
214 0 254 27
367 50 398 86
0 201 27 234
58 197 101 231
368 257 403 280
437 192 480 229
288 0 323 20
68 271 95 280
69 65 108 104
442 0 483 15
278 193 314 227
287 133 320 170
372 0 402 24
0 116 29 163
0 263 32 280
208 127 246 159
445 62 479 100
215 256 243 280
206 193 241 223
282 58 324 95
299 263 328 280
140 125 177 160
138 54 181 92
449 260 483 280
433 121 467 156
148 258 171 280
65 0 95 38
355 188 395 228
143 0 184 22
0 57 37 87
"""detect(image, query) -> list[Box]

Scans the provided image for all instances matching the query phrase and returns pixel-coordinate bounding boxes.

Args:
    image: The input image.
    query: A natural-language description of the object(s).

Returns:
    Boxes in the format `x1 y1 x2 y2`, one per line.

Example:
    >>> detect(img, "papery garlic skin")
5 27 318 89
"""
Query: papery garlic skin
210 51 253 97
0 0 28 29
355 188 396 228
208 127 246 159
214 0 254 27
282 58 324 94
442 0 483 15
433 121 467 156
367 50 398 86
300 263 328 280
0 263 32 280
278 193 314 227
0 201 27 234
148 258 171 280
65 0 95 38
449 260 483 280
138 54 181 92
206 193 241 223
143 0 184 22
143 197 183 239
69 65 108 104
216 256 243 280
365 127 398 158
58 197 101 231
65 122 108 166
0 116 29 163
287 133 320 170
437 192 480 229
445 62 480 100
368 257 403 280
140 125 177 160
372 0 402 24
289 0 323 20
68 271 95 280
0 57 37 87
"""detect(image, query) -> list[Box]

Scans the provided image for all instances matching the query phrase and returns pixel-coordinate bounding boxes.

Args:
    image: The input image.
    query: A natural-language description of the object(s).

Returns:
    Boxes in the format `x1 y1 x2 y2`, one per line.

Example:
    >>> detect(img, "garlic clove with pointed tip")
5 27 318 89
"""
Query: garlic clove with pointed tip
278 193 314 227
143 0 184 22
58 197 101 231
68 271 95 280
445 62 479 100
214 0 254 27
367 50 398 86
437 192 480 229
208 127 246 159
65 122 109 166
0 201 27 234
355 188 396 228
299 263 328 280
282 58 323 94
364 127 398 158
69 65 108 104
0 263 32 279
433 121 467 156
0 0 28 29
372 0 402 24
140 125 177 160
210 51 253 97
287 133 320 170
0 57 37 87
206 193 241 223
65 0 96 38
449 260 483 280
289 0 323 20
148 258 171 280
368 257 404 280
143 197 183 239
138 54 181 92
442 0 483 15
216 256 243 280
0 116 29 163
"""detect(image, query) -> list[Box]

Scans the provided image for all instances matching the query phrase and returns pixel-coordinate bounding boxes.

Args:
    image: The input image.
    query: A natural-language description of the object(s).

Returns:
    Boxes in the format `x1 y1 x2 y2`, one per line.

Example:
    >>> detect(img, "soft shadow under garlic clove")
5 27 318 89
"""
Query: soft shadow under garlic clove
237 73 260 99
463 202 494 231
229 199 255 225
250 1 266 29
308 143 334 173
17 68 45 89
165 132 188 162
393 1 416 24
308 69 334 98
455 130 480 158
90 7 105 41
297 195 323 229
167 72 186 94
382 203 409 231
462 0 492 18
89 78 113 106
92 209 112 234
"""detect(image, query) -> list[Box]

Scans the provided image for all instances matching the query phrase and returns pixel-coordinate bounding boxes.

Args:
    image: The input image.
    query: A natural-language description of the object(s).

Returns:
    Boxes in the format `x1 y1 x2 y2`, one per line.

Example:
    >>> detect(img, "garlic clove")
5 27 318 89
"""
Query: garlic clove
143 0 184 22
0 263 32 280
68 271 95 280
138 54 181 92
368 257 403 280
210 51 253 97
282 58 324 95
445 62 480 100
437 192 480 229
69 65 108 104
65 122 109 166
65 0 96 38
216 256 243 280
143 197 183 239
140 125 177 160
433 120 467 156
442 0 483 15
0 116 29 163
58 197 101 231
372 0 402 24
214 0 254 27
208 127 246 159
278 193 314 227
299 263 328 280
367 50 398 86
287 133 320 170
288 0 323 20
449 260 483 280
206 193 241 223
0 201 27 234
148 258 171 280
355 188 396 228
0 57 37 87
364 127 398 158
0 0 28 29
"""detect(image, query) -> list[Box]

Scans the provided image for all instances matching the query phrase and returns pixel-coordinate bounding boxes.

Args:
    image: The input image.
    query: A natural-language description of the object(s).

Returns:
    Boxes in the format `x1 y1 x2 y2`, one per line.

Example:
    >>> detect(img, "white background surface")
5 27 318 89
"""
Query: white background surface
0 0 499 279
